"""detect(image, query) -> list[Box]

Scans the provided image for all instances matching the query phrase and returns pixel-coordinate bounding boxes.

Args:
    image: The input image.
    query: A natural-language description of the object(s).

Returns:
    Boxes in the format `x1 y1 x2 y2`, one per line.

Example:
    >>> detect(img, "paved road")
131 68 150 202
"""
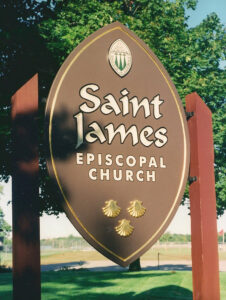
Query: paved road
41 260 226 272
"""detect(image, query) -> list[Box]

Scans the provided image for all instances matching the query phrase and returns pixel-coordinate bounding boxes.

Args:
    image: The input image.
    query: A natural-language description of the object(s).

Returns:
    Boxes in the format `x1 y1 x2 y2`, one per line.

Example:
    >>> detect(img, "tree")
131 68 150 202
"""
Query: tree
0 208 11 239
0 0 225 215
0 0 62 214
0 186 11 239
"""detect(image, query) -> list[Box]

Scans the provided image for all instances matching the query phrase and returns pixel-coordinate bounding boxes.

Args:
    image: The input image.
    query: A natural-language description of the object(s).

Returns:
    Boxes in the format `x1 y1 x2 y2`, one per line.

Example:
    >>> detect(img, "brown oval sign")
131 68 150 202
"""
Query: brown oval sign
45 22 190 266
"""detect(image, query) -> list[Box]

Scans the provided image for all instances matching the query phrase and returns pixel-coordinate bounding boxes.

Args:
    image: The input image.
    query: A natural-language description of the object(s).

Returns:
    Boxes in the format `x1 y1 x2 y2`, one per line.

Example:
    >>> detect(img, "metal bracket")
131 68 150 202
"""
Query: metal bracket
188 176 197 185
186 111 194 120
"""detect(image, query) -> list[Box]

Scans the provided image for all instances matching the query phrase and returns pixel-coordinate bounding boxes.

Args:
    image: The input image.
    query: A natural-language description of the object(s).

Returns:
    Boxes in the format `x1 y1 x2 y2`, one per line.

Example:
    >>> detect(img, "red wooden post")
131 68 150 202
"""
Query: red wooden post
186 92 220 300
11 74 40 300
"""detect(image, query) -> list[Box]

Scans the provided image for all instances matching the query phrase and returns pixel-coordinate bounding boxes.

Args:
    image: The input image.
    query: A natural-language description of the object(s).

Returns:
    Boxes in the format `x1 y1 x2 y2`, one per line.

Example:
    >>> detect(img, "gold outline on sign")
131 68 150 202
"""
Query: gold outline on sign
48 25 188 263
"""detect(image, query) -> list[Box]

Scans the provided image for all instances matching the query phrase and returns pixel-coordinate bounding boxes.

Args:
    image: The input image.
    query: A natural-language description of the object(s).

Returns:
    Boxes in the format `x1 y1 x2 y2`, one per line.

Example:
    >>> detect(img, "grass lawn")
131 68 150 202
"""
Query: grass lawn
37 247 192 265
0 270 226 299
2 246 226 266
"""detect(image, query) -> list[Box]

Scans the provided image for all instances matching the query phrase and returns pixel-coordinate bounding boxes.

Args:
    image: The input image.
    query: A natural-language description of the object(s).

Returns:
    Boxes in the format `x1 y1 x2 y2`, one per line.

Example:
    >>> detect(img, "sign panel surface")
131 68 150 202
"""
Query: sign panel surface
45 22 189 266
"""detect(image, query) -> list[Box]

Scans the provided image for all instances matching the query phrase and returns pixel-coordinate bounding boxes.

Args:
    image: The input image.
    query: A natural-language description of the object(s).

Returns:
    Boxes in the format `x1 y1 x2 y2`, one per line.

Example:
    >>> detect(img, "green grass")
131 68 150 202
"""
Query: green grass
0 270 226 299
2 246 226 267
0 247 195 267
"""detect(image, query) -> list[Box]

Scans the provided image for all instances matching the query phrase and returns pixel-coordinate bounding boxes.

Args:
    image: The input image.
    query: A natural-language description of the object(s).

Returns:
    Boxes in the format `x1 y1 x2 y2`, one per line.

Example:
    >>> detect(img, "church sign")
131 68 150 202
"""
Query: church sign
45 22 190 266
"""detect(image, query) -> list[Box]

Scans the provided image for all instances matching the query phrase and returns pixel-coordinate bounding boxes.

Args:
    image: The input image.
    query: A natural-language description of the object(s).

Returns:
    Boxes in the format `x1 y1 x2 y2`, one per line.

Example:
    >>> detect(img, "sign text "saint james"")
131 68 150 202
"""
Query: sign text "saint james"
73 84 168 149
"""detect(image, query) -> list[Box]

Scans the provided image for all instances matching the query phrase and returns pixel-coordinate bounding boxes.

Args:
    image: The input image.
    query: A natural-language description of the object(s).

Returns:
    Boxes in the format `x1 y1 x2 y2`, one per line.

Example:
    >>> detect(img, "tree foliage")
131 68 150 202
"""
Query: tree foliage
0 186 11 238
0 0 225 215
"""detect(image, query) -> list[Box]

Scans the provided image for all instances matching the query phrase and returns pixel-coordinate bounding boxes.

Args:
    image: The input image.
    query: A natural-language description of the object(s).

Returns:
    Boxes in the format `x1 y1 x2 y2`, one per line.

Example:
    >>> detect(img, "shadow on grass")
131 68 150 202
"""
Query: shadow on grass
0 273 12 300
0 270 193 300
42 269 168 288
41 270 193 300
138 285 193 299
42 287 193 300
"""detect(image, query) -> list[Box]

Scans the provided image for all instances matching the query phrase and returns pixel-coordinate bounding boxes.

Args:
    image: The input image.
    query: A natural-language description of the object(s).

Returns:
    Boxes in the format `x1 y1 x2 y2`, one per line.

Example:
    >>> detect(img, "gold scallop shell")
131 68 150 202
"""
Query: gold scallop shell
102 199 121 218
127 200 146 218
115 219 134 237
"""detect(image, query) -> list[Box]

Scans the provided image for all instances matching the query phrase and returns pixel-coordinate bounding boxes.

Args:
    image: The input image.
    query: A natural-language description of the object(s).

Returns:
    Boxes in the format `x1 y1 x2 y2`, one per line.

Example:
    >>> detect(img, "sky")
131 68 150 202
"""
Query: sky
186 0 226 27
0 0 226 239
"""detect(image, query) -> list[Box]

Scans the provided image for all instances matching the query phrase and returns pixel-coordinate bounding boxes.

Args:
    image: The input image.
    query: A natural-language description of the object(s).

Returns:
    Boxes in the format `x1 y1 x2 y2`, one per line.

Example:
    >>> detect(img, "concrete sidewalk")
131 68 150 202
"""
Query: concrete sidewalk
41 260 226 272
